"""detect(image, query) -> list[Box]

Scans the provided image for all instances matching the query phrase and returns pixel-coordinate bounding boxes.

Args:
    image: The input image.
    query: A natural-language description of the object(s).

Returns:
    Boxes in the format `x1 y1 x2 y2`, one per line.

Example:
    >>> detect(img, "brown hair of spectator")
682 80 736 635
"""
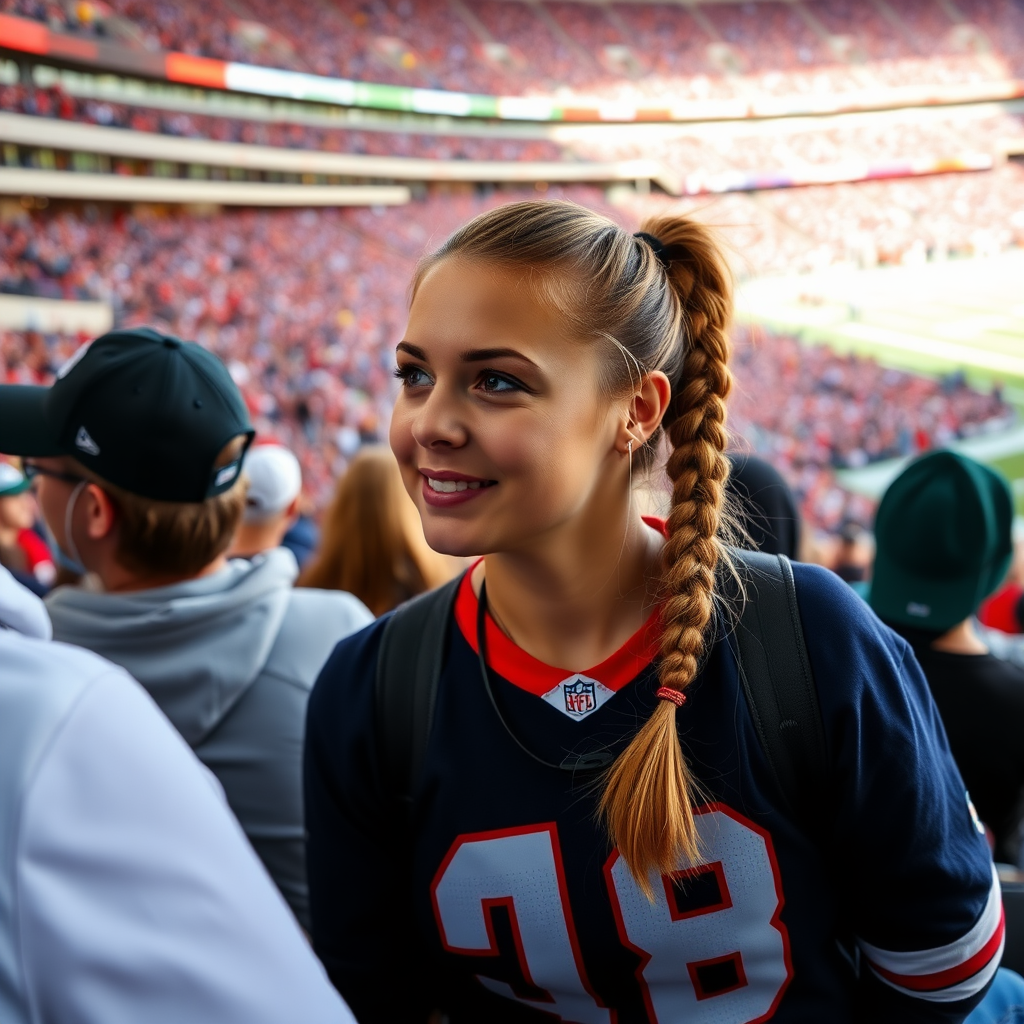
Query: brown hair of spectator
298 445 455 615
72 436 248 579
416 200 733 898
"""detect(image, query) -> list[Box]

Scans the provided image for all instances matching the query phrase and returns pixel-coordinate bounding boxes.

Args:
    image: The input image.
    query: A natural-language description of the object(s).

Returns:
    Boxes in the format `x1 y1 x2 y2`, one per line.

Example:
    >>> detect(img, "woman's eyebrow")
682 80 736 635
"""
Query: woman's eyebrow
396 342 427 359
461 347 538 368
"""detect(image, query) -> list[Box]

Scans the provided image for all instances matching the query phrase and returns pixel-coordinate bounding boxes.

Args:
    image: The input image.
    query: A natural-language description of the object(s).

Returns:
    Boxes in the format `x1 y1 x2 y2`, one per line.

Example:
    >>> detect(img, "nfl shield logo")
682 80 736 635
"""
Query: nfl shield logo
563 677 596 717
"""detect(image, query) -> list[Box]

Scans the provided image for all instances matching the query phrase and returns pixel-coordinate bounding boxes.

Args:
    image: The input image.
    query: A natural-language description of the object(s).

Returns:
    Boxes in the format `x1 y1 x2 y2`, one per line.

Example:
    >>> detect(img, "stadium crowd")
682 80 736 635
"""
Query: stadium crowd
728 326 1014 532
4 0 1024 98
0 187 1017 532
613 160 1024 275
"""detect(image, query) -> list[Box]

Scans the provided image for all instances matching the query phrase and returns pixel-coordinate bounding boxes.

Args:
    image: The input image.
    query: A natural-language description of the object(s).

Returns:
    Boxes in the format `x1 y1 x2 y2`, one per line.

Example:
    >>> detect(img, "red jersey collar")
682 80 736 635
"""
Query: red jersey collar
453 517 666 698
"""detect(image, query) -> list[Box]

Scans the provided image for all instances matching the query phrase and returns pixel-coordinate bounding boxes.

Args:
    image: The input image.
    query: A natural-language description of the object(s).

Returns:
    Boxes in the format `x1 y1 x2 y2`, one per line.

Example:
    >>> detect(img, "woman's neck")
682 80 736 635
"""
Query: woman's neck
473 512 664 672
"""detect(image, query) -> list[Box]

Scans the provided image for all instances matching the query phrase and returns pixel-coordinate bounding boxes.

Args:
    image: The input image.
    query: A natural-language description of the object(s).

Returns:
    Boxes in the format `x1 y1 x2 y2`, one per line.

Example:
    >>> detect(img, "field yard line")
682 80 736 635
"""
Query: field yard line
837 426 1024 498
956 425 1024 461
837 323 1024 377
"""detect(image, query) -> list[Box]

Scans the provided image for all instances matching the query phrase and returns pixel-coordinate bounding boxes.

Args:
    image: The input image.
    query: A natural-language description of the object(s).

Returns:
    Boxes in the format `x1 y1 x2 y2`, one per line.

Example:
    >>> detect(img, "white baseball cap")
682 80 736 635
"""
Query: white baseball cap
242 445 302 523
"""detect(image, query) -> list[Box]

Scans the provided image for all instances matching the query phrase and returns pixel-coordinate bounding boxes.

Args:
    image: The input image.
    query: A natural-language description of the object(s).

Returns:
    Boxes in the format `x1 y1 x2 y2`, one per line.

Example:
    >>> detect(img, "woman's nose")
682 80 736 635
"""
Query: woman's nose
410 386 469 451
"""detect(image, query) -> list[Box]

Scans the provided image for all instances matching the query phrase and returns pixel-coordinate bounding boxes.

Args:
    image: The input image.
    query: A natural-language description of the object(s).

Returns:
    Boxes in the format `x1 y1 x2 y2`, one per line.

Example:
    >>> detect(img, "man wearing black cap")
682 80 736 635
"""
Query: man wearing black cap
870 449 1024 867
0 328 373 928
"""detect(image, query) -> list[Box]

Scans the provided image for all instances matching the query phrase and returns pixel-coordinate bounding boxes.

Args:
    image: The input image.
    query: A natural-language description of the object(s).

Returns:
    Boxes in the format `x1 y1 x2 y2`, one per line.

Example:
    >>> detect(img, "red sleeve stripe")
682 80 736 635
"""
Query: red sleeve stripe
857 866 1004 1003
869 907 1004 992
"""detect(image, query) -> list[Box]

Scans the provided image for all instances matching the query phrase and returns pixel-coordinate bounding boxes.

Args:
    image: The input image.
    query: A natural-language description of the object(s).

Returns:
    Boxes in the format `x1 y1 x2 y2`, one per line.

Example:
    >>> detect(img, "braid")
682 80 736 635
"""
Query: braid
660 308 732 691
599 218 733 899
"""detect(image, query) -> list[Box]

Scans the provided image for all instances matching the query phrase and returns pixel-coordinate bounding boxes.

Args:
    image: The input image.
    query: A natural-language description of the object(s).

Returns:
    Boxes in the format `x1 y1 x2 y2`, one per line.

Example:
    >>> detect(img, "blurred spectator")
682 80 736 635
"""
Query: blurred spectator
0 561 356 1024
869 449 1024 866
0 462 54 592
0 328 373 930
282 510 320 569
229 442 302 559
726 452 800 559
980 581 1024 635
979 540 1024 635
833 520 872 587
299 445 460 615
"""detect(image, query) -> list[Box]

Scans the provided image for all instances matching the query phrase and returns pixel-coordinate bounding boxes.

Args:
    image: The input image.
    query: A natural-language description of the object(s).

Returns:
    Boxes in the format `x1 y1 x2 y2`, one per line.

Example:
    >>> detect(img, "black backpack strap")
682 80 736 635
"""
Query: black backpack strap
375 574 464 806
729 549 828 819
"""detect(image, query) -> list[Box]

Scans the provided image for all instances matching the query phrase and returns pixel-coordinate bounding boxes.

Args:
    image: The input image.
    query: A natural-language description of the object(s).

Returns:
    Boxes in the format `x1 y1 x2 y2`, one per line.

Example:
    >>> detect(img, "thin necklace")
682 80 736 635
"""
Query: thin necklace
477 581 614 774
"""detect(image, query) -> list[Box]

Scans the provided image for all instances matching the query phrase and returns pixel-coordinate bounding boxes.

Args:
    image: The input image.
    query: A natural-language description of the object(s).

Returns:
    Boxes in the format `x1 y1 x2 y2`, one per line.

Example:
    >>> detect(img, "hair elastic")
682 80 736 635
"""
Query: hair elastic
655 686 687 708
633 231 671 271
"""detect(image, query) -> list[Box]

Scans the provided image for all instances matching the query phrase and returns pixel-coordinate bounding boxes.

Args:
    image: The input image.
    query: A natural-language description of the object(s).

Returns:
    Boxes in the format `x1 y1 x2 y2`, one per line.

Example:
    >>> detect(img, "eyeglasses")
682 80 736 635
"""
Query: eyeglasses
23 463 88 487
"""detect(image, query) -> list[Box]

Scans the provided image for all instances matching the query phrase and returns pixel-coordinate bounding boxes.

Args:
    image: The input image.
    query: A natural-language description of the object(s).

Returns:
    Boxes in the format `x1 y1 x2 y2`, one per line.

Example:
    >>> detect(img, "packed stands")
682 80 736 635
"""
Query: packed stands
2 0 1022 535
4 0 1024 100
612 159 1024 274
729 326 1015 531
0 190 615 506
1 182 1016 530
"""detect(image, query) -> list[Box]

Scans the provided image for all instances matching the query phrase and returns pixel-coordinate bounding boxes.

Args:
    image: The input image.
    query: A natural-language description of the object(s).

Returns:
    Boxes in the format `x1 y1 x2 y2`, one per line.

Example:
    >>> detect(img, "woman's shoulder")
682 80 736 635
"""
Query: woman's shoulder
790 560 900 655
786 561 929 729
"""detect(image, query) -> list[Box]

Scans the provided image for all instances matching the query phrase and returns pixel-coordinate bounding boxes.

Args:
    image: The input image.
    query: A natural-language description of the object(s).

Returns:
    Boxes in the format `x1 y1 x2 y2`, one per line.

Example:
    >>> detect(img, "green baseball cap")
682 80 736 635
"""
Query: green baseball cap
0 463 30 497
0 327 254 503
869 449 1013 632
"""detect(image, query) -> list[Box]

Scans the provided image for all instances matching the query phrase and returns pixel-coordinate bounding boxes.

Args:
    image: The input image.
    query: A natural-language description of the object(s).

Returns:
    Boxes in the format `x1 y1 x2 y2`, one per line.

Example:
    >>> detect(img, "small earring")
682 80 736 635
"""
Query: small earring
627 439 633 456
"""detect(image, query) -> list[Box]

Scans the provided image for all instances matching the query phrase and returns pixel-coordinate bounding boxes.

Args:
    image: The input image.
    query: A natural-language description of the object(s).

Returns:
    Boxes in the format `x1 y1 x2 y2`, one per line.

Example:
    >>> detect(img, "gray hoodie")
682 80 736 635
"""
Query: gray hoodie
46 548 373 929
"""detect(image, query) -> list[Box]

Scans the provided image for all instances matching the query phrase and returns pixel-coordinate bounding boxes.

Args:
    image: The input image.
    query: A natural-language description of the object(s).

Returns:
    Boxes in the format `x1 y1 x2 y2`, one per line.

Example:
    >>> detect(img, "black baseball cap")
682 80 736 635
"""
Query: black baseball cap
0 327 254 503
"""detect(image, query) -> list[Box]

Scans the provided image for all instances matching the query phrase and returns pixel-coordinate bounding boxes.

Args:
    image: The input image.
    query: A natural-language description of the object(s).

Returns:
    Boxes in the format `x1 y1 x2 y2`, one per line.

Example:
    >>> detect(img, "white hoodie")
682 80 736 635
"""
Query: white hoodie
0 567 354 1024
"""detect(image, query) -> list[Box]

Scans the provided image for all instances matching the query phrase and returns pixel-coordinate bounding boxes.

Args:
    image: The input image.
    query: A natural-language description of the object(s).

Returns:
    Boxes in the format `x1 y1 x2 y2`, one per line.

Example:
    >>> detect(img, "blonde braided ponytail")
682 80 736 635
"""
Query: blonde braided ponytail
598 217 733 898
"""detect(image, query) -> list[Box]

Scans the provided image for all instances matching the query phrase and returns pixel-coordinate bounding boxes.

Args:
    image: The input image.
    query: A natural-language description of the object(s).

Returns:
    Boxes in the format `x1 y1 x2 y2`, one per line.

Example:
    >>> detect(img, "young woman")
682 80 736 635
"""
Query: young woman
305 202 1002 1023
298 445 459 615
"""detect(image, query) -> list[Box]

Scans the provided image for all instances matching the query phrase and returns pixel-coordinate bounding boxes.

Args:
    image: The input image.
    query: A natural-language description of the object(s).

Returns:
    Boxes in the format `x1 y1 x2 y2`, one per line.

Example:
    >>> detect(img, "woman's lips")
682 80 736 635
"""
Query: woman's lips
420 471 497 508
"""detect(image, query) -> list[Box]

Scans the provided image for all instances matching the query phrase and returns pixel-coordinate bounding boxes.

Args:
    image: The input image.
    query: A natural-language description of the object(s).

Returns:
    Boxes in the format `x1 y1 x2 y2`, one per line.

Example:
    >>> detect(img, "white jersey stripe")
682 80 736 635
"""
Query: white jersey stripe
857 865 1003 1002
868 931 1004 1004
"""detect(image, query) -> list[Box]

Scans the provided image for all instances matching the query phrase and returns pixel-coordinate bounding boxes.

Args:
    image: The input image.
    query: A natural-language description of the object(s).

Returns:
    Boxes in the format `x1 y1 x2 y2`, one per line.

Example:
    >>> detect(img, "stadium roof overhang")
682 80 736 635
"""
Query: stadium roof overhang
0 111 683 194
0 166 411 206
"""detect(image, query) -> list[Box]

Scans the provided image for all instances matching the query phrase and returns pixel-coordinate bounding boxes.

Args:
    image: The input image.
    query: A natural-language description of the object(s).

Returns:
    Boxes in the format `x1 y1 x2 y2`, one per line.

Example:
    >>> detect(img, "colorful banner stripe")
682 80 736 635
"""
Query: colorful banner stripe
681 153 994 195
3 13 1023 124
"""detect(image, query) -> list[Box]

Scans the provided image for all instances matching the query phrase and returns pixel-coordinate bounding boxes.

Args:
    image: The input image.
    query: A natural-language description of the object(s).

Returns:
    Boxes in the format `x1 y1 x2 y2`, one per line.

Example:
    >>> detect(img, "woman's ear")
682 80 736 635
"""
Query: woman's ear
621 370 672 452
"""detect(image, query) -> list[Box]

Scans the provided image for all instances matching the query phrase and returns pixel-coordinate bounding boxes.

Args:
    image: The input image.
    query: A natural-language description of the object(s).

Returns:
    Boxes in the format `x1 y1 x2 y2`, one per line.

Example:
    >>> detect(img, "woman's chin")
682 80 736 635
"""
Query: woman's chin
421 524 488 560
423 532 487 557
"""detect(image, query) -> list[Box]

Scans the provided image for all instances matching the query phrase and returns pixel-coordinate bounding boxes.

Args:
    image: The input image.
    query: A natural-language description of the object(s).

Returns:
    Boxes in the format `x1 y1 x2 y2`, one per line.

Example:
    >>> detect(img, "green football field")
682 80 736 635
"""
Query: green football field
736 250 1024 516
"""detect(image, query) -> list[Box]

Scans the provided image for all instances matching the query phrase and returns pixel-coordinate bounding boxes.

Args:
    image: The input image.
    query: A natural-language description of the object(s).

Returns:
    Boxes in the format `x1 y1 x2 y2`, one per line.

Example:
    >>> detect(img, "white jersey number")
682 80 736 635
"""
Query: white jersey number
430 824 612 1024
431 808 791 1024
605 804 792 1023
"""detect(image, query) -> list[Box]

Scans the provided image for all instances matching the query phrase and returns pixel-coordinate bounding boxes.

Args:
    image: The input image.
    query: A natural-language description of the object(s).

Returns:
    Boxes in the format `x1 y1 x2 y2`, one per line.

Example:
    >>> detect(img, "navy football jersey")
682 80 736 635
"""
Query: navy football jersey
305 561 1003 1023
